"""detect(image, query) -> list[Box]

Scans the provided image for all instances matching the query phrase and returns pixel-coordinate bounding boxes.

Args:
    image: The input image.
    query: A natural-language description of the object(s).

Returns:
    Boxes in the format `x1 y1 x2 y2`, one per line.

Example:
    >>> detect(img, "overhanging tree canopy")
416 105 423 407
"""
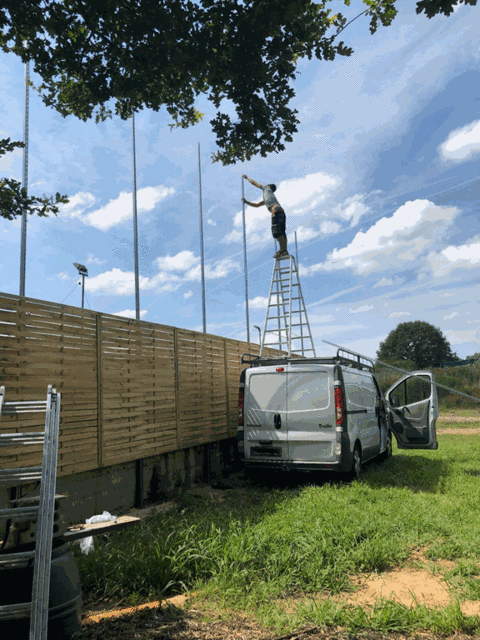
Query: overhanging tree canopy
0 0 476 166
0 138 68 220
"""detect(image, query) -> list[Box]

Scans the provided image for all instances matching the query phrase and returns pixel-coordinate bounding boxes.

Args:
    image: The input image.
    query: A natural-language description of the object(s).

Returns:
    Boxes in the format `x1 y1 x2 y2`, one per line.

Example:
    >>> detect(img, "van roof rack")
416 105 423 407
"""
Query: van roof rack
241 348 374 372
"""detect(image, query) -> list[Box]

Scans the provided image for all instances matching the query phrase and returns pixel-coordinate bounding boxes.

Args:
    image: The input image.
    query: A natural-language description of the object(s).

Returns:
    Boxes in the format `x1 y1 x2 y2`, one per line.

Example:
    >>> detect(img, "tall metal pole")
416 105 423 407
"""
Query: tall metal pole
19 60 30 297
132 112 143 509
198 143 206 333
81 274 85 309
132 113 140 320
241 178 250 343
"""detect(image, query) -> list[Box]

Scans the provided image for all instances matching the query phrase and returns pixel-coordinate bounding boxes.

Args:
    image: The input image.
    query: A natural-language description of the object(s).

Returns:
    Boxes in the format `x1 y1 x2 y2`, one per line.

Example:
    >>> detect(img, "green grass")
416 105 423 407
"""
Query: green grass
74 428 480 635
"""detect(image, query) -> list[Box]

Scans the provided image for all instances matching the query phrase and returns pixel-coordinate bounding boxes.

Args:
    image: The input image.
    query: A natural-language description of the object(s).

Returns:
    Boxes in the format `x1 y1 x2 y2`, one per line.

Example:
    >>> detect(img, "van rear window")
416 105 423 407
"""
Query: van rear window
287 372 330 411
248 373 287 410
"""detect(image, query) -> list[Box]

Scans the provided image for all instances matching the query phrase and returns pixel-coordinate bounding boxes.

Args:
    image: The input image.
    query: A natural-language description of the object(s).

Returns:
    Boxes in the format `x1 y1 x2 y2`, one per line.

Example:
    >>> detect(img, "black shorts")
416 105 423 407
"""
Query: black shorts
271 206 286 239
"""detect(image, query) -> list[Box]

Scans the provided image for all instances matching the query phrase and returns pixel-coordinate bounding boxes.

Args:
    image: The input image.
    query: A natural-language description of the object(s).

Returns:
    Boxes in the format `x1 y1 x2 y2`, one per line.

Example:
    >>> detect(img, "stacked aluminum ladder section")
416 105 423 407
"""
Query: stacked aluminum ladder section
0 385 61 640
259 254 316 357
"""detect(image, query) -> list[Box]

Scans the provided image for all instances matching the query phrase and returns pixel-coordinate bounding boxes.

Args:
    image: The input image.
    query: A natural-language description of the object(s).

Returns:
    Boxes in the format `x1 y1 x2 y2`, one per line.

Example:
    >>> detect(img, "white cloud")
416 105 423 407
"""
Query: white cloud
320 220 342 235
292 225 321 243
86 268 152 296
440 292 455 298
373 276 406 288
185 258 241 281
83 186 174 231
87 253 107 265
332 194 369 227
57 272 70 281
425 239 480 277
445 328 480 345
306 199 459 275
183 290 194 299
349 305 374 314
444 311 460 320
114 309 148 319
85 252 240 297
247 296 269 310
389 311 411 318
59 192 96 219
155 250 199 272
440 119 480 162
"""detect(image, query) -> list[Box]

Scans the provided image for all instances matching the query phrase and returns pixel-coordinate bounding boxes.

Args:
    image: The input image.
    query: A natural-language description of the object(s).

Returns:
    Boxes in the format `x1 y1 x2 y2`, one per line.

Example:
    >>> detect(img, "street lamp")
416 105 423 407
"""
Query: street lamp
73 263 88 309
253 325 262 345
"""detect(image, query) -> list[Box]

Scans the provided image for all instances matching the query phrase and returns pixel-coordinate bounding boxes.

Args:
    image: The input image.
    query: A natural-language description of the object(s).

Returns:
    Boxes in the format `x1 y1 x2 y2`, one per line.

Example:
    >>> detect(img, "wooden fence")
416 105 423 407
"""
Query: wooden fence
0 293 280 477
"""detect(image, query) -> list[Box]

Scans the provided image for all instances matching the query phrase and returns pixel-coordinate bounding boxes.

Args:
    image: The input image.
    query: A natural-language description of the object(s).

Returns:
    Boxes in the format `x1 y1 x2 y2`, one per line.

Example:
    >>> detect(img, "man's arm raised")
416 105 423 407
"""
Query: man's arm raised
242 174 263 190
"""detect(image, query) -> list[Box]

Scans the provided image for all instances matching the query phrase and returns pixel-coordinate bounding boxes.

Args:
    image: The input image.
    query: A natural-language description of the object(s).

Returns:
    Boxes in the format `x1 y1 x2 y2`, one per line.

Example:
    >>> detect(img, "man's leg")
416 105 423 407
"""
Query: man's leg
279 235 288 253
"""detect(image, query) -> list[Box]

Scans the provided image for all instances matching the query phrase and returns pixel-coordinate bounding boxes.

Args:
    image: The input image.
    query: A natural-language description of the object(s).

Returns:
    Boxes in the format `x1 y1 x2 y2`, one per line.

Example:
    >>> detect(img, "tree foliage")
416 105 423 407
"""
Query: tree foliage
0 138 69 220
377 320 458 369
0 0 476 165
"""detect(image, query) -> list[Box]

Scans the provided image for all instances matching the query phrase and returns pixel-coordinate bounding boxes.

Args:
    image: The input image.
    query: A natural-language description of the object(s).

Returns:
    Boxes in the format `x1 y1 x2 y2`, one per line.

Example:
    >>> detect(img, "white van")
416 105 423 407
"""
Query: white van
237 348 438 479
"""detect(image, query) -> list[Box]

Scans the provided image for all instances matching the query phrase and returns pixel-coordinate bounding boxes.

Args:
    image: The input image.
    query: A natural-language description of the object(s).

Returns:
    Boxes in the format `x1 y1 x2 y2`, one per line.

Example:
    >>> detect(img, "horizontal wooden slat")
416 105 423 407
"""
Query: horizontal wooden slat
0 292 286 476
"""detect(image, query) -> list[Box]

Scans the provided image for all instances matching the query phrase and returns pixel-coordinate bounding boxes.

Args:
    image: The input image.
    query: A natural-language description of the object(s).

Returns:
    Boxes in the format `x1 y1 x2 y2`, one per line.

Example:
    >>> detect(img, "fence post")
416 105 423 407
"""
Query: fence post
174 327 179 449
96 314 103 468
223 339 231 435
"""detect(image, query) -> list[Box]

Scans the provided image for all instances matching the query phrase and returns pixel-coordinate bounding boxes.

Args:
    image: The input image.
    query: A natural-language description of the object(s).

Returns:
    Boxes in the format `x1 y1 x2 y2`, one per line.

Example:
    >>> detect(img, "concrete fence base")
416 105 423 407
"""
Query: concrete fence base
0 437 239 528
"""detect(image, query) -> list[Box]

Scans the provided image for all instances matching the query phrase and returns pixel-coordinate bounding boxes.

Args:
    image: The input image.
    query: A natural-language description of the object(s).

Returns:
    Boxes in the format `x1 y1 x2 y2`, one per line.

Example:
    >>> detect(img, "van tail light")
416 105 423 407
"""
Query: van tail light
238 385 245 426
334 387 345 426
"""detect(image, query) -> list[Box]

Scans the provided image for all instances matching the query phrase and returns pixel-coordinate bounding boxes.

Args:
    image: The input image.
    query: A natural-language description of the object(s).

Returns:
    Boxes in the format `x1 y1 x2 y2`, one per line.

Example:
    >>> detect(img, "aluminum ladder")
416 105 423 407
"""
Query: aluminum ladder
0 385 61 640
259 254 316 357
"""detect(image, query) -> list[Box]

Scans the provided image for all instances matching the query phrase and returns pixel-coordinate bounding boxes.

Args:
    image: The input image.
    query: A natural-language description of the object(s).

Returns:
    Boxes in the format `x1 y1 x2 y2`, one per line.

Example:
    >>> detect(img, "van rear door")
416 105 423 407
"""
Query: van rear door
386 372 438 450
244 368 288 461
286 367 335 461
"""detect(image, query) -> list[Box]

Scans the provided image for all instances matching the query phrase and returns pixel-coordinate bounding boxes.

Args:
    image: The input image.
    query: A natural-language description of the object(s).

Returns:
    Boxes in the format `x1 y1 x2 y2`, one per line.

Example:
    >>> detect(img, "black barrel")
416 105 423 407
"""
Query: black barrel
0 542 82 639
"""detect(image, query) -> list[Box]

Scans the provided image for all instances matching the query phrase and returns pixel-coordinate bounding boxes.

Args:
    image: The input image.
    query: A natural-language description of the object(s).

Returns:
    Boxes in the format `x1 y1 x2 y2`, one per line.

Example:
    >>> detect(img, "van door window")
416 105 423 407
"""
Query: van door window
391 375 431 407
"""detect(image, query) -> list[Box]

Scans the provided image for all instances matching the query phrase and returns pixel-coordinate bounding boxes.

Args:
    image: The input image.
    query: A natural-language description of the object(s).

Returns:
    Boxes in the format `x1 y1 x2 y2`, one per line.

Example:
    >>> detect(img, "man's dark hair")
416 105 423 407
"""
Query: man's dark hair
268 184 277 192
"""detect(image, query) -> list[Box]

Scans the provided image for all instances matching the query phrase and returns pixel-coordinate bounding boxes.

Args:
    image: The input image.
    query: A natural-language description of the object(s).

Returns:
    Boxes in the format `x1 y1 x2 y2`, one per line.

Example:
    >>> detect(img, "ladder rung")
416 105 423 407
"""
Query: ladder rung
0 506 40 520
0 550 36 570
0 468 43 484
0 433 45 446
1 401 48 414
0 602 32 620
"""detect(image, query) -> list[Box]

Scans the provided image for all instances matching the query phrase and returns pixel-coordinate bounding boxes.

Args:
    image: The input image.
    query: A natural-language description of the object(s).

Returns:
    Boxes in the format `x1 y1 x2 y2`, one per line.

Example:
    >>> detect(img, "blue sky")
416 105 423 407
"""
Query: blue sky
1 1 480 360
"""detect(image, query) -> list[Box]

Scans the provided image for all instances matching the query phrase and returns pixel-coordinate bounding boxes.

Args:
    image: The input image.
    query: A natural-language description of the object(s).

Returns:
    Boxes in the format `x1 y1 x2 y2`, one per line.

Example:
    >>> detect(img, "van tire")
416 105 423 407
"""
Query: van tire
350 444 362 481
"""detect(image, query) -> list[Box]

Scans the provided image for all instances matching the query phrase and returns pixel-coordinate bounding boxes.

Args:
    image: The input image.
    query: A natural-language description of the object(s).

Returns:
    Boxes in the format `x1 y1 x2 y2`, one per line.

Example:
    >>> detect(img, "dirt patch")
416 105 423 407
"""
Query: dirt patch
437 414 480 423
438 428 480 434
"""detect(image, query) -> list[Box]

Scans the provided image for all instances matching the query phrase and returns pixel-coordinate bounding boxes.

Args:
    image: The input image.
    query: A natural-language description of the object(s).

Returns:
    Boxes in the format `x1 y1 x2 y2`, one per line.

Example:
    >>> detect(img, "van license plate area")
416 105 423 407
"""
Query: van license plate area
250 446 282 457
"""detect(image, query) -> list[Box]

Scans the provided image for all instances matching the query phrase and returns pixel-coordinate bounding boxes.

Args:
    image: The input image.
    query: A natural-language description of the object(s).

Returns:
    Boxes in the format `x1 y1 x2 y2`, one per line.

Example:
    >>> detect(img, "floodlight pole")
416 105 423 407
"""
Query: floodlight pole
19 60 30 297
198 143 206 333
242 177 250 343
132 112 143 509
132 113 140 321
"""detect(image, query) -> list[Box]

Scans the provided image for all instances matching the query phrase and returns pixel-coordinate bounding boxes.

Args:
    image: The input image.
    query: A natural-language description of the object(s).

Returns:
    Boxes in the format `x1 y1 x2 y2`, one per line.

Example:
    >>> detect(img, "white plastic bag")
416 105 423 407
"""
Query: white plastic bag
79 511 118 555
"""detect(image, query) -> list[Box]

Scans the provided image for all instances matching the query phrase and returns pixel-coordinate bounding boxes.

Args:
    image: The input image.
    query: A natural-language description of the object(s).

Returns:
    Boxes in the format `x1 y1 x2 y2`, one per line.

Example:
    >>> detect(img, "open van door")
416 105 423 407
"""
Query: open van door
386 372 438 450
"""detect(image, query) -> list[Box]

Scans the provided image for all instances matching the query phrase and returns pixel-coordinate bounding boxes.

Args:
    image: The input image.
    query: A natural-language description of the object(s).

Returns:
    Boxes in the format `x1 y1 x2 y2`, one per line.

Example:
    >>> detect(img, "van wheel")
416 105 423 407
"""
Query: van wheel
350 444 362 481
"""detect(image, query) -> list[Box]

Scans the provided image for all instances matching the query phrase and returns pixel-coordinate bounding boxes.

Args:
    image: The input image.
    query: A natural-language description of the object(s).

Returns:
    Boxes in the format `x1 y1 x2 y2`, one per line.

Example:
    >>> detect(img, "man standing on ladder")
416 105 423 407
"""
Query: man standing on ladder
242 175 289 259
